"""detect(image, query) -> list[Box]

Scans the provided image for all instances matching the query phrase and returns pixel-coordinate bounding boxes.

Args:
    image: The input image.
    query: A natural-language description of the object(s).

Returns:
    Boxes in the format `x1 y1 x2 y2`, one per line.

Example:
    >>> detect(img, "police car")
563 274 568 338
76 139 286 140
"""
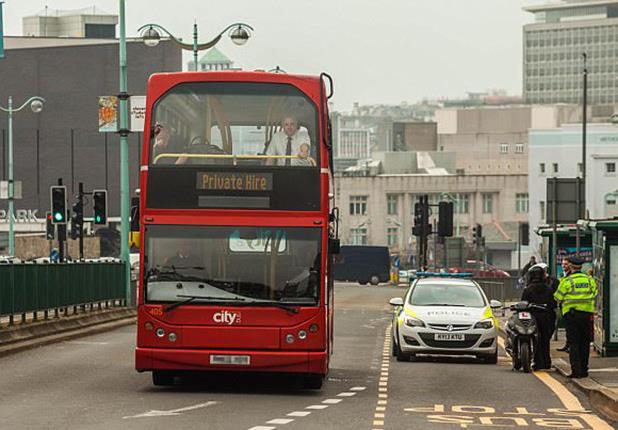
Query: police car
389 274 502 363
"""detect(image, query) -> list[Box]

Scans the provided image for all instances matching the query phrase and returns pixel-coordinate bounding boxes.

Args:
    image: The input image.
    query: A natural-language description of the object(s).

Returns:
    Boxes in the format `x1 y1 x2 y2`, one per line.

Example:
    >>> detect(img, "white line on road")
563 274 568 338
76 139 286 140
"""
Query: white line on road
287 411 311 417
248 427 276 430
322 398 343 404
306 405 329 410
123 401 218 419
266 418 294 425
337 392 357 397
350 386 367 391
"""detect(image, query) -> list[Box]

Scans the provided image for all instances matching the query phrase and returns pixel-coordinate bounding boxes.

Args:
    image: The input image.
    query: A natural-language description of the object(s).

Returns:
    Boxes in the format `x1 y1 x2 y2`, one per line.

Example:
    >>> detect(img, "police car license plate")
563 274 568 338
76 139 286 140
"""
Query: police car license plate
518 312 532 320
210 355 250 365
435 333 464 341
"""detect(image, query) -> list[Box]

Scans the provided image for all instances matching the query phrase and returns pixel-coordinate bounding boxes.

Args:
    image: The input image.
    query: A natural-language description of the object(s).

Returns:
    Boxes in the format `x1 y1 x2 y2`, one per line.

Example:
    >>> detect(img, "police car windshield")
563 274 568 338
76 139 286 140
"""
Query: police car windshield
409 282 486 308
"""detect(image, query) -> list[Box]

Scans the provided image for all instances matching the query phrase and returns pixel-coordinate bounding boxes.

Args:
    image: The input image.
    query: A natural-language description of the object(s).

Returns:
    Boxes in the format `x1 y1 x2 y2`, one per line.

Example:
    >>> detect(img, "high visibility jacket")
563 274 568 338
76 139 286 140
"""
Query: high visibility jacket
554 272 598 315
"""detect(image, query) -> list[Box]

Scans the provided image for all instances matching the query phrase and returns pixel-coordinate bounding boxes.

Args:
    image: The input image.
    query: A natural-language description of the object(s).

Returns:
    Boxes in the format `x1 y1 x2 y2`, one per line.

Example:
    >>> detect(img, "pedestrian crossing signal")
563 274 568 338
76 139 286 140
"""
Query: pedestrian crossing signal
93 190 107 225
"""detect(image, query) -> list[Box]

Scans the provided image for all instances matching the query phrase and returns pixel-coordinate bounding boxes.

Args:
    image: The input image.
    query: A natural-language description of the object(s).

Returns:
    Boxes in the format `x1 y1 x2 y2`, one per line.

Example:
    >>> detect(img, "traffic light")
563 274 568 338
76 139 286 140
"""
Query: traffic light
50 186 67 224
520 222 530 246
93 190 108 225
438 201 454 237
472 223 483 247
412 202 423 236
70 199 83 240
45 212 55 240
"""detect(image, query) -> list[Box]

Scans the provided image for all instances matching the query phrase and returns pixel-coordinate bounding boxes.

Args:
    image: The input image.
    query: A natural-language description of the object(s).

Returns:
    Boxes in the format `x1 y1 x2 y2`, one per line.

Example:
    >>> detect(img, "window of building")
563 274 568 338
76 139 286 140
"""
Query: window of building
349 195 368 215
552 163 559 174
515 143 524 154
540 201 546 221
540 163 546 174
482 193 493 214
455 193 470 214
387 194 399 215
578 163 583 175
516 193 529 213
606 162 616 174
387 227 399 247
350 228 368 245
500 143 508 154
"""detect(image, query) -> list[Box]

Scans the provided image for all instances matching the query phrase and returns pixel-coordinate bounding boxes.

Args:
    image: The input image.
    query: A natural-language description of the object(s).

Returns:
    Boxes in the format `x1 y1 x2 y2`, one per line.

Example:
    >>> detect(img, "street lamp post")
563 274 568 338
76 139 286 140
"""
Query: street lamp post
0 96 45 256
138 22 253 71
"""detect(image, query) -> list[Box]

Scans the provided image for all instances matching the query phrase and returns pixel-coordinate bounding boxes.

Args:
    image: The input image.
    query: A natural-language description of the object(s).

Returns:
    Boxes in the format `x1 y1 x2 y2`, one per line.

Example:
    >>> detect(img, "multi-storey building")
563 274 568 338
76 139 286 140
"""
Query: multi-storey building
436 105 581 175
523 0 618 104
528 122 618 256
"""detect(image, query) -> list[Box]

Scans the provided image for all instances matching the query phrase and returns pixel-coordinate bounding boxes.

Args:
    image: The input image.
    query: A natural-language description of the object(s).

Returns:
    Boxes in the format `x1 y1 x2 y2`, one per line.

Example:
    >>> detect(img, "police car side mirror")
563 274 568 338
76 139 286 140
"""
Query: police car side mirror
389 297 404 306
490 299 502 309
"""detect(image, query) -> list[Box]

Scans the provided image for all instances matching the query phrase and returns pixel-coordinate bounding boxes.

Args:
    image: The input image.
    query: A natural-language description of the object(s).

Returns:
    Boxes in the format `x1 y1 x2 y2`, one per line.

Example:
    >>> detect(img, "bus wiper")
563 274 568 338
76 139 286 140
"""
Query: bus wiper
251 300 301 314
164 294 246 313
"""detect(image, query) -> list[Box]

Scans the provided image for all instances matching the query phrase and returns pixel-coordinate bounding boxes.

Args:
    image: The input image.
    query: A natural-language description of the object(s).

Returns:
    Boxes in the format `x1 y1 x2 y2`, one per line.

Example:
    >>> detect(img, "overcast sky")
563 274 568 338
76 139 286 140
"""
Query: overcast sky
3 0 545 111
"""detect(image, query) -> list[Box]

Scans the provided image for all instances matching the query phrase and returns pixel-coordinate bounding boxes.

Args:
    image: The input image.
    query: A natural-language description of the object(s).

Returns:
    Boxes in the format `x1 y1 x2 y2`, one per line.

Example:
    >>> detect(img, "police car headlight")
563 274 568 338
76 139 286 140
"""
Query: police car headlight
474 318 494 329
404 316 425 328
525 326 536 335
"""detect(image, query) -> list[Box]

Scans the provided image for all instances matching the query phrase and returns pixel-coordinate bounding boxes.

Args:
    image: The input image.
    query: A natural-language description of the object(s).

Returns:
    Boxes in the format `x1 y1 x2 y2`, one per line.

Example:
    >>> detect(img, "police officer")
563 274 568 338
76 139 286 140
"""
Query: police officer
521 265 556 370
553 255 598 378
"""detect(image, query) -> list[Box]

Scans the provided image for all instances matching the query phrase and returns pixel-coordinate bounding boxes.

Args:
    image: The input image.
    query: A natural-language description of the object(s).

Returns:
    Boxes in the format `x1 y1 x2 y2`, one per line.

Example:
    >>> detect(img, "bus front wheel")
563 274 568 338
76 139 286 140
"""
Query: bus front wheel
303 374 324 389
152 370 175 386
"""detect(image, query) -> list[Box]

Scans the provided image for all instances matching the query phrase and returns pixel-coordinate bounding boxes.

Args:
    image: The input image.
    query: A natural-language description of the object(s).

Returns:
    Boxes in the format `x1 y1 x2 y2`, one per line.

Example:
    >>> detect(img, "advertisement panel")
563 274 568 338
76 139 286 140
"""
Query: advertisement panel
98 96 118 132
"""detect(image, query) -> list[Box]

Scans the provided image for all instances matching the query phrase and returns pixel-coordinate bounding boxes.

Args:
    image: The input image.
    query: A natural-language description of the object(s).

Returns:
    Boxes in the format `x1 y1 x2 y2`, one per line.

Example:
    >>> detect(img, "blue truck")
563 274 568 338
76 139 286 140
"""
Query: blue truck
334 245 391 285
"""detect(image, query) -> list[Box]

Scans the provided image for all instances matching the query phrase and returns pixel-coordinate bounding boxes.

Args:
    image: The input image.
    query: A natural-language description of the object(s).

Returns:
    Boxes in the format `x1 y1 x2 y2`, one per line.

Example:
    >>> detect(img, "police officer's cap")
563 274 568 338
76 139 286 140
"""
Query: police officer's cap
567 255 584 266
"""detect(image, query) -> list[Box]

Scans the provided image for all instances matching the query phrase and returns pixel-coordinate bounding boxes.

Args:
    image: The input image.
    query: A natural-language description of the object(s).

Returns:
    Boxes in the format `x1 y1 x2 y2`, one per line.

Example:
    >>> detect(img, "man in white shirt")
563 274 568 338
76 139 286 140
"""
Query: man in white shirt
265 116 312 166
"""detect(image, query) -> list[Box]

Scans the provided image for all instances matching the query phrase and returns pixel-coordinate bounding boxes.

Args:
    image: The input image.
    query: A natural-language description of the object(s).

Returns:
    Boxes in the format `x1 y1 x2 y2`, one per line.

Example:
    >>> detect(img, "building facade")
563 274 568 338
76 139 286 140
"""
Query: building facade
436 105 581 175
23 6 118 38
336 171 528 269
0 37 181 237
528 123 618 255
523 0 618 104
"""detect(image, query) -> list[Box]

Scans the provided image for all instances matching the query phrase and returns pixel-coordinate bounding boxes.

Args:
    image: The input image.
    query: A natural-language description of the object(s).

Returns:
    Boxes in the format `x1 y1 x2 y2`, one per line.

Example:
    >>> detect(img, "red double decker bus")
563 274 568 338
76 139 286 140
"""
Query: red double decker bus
134 71 338 389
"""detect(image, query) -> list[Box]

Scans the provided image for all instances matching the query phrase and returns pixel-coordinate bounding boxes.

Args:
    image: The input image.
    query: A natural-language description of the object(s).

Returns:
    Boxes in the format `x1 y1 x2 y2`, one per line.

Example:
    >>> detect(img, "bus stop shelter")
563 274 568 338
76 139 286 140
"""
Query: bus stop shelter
583 219 618 357
536 225 592 277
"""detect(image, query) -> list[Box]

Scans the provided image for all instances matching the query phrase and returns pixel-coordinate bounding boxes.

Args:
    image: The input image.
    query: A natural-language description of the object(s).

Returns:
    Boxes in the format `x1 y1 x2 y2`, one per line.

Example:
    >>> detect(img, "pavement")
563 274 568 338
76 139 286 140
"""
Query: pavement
497 310 618 422
0 305 136 357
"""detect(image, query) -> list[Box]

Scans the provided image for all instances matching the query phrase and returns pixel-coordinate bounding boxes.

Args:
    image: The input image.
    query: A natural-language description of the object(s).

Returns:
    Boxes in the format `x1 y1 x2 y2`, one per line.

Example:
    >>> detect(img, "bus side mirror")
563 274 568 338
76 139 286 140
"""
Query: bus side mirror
329 238 340 255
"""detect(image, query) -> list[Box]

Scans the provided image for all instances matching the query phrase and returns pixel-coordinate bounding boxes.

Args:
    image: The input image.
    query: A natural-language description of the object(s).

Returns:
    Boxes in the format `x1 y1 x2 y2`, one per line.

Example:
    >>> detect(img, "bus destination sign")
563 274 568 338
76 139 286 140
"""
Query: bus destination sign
197 172 273 192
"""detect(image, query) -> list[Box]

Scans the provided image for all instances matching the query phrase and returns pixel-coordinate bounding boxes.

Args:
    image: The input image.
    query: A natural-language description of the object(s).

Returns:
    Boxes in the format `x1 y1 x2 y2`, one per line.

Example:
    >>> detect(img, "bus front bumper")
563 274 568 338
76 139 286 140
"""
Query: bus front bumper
136 347 328 374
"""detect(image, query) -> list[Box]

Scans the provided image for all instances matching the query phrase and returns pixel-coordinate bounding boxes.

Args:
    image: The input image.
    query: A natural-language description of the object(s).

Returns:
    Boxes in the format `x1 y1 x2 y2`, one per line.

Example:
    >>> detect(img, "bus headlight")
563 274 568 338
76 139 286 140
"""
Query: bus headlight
298 330 307 340
286 334 295 344
168 332 177 342
156 328 165 338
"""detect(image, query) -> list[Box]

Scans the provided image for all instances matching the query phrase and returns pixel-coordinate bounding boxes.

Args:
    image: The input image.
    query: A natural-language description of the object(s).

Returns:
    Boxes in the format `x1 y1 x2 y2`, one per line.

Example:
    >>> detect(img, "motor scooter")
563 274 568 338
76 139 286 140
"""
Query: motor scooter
504 301 546 373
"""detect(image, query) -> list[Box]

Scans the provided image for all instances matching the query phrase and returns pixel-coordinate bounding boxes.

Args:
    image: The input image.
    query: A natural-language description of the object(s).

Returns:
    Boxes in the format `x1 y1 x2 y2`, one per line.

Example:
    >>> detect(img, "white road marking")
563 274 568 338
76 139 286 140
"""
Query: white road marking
248 427 276 430
287 411 311 417
306 405 329 410
266 418 294 425
337 392 356 397
350 386 367 391
322 398 342 404
123 401 218 419
588 368 618 372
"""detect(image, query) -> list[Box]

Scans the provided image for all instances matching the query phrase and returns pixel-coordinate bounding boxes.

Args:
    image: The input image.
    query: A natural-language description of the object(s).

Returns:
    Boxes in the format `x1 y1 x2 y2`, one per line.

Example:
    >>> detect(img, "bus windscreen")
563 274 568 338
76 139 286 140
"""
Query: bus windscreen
143 225 321 304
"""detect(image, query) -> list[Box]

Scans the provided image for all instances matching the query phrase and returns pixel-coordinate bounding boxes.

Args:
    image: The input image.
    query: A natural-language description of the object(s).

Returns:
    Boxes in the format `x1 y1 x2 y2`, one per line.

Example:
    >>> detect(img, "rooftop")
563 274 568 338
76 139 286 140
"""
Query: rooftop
524 0 618 13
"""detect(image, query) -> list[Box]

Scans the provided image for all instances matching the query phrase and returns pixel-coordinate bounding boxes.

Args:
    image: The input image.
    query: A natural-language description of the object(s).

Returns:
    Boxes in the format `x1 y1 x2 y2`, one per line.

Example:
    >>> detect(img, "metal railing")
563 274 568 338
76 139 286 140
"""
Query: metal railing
473 277 522 304
0 262 126 326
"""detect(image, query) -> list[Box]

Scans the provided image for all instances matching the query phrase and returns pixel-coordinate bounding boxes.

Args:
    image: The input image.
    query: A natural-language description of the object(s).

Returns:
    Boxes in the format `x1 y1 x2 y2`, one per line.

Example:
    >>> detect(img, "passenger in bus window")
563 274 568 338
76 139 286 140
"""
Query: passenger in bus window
265 116 312 166
295 143 314 166
152 123 186 164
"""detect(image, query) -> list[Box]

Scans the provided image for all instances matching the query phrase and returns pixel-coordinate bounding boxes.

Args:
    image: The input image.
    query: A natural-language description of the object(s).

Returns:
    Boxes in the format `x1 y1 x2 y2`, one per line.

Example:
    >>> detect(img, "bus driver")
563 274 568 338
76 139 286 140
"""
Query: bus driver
265 116 312 166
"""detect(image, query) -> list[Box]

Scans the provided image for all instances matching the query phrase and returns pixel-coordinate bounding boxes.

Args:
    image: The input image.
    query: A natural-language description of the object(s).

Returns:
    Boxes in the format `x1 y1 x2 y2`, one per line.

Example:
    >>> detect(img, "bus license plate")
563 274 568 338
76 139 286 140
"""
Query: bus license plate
435 333 464 341
210 355 250 365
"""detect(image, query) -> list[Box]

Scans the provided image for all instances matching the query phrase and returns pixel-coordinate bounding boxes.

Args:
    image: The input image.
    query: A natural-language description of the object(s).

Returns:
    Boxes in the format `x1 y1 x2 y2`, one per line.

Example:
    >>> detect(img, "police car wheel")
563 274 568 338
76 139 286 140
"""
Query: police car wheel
480 348 498 364
392 335 400 357
396 348 411 362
